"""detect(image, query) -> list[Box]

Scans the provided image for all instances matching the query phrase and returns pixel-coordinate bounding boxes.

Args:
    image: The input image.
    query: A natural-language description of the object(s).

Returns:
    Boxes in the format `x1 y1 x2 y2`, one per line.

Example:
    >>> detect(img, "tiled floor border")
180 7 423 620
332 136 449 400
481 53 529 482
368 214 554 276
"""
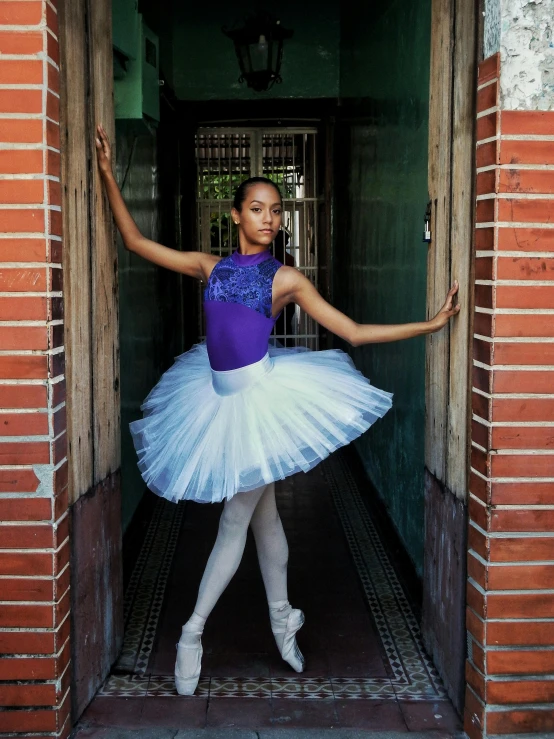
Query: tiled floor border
104 451 448 700
115 497 186 674
322 453 446 700
99 674 398 699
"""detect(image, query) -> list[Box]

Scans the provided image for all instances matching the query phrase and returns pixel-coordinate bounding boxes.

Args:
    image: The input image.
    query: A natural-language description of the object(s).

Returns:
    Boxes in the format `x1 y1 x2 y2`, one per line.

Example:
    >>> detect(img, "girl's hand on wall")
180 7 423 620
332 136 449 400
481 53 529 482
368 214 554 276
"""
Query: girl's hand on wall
280 268 461 346
95 123 112 176
428 281 460 332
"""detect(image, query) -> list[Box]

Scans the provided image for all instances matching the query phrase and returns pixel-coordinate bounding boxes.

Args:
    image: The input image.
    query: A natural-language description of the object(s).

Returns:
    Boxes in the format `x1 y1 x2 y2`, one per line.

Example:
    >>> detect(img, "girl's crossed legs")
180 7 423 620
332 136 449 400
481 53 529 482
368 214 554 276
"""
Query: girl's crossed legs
175 482 305 694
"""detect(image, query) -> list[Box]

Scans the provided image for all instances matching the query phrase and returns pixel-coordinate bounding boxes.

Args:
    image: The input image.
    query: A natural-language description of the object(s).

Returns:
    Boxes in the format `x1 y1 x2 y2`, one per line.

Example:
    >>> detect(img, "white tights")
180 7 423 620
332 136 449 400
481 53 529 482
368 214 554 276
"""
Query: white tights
184 481 289 630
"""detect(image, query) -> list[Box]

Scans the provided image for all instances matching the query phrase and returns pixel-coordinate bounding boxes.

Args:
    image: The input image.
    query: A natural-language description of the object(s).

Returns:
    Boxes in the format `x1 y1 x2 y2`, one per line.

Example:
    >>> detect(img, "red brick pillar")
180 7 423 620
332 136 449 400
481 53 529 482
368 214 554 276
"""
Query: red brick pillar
466 51 554 738
0 2 70 737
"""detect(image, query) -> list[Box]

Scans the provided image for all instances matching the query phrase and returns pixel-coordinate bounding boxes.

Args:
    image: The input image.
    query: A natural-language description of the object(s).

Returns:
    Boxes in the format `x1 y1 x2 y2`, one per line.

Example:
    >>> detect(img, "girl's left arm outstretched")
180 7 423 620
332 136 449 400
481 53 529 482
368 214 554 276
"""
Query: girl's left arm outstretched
275 268 460 347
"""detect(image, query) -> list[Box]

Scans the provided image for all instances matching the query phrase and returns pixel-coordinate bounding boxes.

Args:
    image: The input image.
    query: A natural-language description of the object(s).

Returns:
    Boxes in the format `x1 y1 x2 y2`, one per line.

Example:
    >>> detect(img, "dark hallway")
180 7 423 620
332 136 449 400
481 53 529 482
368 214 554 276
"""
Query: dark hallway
82 0 467 732
75 450 461 733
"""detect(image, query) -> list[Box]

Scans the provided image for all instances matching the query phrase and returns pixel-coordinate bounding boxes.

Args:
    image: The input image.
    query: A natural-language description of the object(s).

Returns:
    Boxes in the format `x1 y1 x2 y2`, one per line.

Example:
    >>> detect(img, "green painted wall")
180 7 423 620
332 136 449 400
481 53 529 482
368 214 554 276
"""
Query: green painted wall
335 1 431 574
170 0 339 100
116 120 184 532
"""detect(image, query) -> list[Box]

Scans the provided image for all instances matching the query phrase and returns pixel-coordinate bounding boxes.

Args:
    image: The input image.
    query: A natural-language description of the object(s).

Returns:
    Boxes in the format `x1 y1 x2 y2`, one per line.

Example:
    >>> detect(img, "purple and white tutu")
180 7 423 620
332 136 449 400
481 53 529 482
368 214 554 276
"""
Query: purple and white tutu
129 342 393 504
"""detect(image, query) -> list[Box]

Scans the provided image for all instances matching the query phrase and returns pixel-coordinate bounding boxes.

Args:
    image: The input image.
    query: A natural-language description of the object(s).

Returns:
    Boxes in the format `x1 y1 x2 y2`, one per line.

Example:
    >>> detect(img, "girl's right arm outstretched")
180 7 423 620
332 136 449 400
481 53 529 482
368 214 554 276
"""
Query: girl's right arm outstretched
95 123 216 281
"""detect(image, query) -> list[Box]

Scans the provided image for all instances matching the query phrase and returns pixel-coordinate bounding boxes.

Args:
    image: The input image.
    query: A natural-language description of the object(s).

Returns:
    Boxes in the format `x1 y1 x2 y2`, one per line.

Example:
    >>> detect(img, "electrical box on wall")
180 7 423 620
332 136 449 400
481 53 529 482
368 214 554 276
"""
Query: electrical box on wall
114 14 160 125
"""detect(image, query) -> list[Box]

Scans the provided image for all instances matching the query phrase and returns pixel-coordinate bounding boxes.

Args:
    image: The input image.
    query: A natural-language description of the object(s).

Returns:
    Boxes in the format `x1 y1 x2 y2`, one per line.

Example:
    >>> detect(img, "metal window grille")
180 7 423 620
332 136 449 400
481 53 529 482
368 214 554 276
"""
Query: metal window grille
195 127 321 349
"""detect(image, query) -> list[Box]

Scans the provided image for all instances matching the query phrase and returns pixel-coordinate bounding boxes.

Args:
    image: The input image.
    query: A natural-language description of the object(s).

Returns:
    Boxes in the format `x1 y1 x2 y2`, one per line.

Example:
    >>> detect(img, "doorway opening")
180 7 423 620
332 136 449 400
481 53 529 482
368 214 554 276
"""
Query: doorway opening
66 0 475 732
77 100 464 733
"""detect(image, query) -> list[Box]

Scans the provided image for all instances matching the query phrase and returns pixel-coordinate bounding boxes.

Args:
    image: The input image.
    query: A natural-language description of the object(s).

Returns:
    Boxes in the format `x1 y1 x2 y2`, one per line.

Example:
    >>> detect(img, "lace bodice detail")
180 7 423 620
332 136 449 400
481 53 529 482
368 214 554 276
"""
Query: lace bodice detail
204 253 282 319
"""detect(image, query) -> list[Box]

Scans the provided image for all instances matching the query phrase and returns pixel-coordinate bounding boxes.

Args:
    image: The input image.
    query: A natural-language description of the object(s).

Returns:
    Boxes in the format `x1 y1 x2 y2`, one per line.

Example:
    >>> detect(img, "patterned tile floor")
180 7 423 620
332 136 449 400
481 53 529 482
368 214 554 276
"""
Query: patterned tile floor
79 450 462 732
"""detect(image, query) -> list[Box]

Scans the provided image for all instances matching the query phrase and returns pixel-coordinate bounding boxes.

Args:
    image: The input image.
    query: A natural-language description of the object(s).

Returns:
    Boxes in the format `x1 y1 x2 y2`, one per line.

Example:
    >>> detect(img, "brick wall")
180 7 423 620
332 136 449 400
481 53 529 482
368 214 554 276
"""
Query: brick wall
465 51 554 738
0 2 70 737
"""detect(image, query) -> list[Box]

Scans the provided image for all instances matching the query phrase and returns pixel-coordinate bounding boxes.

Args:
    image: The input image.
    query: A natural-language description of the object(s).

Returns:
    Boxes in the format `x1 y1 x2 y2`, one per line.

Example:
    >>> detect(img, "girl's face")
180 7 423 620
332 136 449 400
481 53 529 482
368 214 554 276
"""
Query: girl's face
231 183 282 248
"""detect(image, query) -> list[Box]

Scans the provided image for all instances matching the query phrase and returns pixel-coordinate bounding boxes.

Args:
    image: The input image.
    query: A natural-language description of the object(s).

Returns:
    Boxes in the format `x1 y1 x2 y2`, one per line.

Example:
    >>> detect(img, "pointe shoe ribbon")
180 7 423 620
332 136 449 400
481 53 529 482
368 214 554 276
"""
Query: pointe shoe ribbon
174 634 203 696
270 604 305 673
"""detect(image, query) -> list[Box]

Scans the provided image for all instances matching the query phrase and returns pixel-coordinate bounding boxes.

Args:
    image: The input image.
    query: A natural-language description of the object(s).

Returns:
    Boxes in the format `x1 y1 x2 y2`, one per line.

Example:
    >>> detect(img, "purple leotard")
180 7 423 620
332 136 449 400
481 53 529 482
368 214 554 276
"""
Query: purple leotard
203 249 283 371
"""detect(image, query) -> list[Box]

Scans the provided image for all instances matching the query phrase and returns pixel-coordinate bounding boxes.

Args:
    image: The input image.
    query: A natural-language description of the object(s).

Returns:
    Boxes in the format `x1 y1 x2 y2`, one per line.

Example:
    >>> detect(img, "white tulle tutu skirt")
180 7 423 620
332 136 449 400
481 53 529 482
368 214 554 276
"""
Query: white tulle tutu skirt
129 342 392 504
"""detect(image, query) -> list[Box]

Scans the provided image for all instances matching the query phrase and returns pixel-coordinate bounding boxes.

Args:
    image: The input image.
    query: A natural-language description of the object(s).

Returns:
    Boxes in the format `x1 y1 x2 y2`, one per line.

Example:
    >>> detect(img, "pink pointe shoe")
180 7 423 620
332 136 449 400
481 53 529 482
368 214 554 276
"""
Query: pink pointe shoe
269 600 305 673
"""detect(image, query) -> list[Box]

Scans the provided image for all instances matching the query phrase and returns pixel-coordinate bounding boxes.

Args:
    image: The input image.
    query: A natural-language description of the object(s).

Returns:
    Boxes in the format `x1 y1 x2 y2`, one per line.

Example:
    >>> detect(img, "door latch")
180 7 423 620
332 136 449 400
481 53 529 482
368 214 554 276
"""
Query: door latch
423 201 432 243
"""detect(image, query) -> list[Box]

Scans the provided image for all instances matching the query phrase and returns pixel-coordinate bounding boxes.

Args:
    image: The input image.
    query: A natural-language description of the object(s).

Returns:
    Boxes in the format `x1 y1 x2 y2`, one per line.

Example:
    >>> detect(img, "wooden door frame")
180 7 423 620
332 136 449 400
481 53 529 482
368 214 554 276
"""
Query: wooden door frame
58 0 123 721
423 0 477 713
57 0 478 720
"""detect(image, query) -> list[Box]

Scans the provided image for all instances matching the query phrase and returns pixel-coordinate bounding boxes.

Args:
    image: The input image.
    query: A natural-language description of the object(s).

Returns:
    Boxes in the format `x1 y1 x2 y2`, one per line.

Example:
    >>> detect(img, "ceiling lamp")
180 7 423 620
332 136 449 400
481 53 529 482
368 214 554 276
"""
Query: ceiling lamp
223 13 293 93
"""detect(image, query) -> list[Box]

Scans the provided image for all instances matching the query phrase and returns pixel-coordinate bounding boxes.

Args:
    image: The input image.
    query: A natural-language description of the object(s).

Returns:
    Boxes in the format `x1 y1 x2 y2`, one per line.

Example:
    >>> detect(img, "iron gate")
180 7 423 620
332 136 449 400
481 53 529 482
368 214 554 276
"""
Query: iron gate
195 127 323 349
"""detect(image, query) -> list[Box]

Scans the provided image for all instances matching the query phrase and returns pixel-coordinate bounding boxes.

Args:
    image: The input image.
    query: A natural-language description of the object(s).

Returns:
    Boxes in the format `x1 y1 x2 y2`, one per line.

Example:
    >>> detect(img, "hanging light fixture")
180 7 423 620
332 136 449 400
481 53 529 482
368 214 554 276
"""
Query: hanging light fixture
223 12 293 93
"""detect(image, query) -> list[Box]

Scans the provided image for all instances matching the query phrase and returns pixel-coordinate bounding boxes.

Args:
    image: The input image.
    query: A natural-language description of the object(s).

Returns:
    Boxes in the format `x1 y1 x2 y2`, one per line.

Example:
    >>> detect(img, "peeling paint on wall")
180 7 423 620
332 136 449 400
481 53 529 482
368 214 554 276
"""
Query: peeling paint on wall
32 464 53 496
484 0 501 58
500 0 554 109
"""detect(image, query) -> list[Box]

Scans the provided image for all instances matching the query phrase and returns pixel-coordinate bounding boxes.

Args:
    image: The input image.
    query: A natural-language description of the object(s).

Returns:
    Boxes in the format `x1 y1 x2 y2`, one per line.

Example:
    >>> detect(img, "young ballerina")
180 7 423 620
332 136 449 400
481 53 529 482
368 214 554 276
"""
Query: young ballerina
95 123 460 696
